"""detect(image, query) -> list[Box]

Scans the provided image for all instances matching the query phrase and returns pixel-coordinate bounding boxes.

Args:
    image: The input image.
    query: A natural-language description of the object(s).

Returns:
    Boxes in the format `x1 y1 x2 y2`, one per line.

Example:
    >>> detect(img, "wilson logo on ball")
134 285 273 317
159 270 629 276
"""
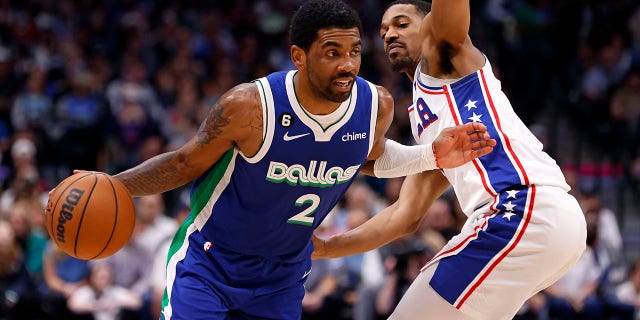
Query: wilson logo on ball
55 188 85 243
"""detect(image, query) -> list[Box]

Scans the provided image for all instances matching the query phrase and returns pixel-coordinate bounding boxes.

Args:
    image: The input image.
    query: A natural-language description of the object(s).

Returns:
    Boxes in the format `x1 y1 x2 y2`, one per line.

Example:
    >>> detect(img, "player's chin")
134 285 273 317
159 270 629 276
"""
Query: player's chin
388 49 406 61
389 58 408 72
327 88 352 103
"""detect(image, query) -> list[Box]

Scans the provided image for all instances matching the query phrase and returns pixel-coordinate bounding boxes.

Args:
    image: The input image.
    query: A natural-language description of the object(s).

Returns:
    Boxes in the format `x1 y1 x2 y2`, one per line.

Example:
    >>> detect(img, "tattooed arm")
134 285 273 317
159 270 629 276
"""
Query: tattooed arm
114 83 263 196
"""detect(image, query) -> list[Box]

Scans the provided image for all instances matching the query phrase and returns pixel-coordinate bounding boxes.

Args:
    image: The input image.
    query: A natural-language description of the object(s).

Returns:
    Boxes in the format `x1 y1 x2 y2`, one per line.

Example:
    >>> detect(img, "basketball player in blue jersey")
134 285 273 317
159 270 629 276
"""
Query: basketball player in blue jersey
58 1 495 319
312 1 588 319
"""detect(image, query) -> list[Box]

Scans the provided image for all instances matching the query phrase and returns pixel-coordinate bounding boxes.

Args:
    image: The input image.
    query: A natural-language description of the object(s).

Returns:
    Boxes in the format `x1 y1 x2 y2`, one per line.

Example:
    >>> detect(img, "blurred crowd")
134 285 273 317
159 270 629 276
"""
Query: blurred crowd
0 0 639 319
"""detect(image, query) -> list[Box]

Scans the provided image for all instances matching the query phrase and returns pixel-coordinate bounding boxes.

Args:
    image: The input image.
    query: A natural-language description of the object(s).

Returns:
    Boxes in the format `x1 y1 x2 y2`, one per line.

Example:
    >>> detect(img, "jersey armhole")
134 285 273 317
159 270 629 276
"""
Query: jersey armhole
366 81 379 155
242 78 275 163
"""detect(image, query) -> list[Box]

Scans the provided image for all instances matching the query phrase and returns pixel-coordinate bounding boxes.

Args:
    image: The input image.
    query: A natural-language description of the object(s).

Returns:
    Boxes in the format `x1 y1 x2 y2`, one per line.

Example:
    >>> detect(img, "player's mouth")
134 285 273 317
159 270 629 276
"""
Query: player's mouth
333 78 354 92
386 42 404 57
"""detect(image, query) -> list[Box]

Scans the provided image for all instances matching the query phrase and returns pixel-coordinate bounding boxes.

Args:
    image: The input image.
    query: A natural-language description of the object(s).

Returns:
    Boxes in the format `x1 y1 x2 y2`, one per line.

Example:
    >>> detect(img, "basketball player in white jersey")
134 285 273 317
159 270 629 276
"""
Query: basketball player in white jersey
312 1 587 319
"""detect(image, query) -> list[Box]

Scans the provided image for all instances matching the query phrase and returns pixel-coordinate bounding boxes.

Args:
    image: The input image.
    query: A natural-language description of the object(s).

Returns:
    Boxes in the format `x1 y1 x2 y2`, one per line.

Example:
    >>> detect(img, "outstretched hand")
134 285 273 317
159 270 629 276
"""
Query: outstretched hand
433 122 496 168
310 234 327 260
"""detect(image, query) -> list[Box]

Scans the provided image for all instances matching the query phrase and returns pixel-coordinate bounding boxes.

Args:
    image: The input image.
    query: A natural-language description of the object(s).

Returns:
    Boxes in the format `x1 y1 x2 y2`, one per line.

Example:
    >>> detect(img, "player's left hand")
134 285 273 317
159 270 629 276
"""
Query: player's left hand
433 122 496 168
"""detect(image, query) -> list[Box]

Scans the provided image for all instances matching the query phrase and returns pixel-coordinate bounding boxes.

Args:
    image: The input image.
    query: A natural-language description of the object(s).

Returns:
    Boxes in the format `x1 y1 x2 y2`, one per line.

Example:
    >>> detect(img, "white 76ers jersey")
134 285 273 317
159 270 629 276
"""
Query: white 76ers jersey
409 59 569 215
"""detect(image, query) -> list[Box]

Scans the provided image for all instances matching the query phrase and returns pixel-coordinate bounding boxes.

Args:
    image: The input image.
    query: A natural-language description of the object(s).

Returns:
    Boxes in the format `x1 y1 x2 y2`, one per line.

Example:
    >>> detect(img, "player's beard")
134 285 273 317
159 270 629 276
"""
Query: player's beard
389 54 413 72
306 66 353 103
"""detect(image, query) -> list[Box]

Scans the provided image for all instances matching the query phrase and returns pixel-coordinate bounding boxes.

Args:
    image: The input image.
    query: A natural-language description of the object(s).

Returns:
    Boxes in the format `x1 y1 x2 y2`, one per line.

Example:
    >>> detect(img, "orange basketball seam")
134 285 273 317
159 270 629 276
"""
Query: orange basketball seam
73 173 99 258
90 173 119 260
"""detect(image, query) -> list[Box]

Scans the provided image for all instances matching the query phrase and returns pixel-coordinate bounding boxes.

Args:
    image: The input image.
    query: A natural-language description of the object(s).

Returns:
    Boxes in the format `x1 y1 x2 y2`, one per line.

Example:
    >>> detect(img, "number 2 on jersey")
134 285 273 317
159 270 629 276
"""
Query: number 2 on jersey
287 194 320 226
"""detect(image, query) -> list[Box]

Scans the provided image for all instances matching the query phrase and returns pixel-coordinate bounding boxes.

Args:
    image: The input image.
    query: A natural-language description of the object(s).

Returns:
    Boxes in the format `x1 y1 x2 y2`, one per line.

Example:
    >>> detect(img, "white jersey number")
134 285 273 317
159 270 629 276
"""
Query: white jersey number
287 194 320 226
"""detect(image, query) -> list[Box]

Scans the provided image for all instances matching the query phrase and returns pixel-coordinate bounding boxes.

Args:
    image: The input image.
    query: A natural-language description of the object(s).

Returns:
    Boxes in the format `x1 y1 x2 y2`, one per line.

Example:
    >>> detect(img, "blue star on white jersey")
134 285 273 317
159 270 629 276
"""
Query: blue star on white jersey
465 99 478 111
468 112 483 123
506 190 519 199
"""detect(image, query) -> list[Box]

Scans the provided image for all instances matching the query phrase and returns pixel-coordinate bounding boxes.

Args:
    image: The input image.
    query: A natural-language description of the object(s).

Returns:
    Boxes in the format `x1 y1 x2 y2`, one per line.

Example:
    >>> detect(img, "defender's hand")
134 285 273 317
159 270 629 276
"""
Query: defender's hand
433 122 496 168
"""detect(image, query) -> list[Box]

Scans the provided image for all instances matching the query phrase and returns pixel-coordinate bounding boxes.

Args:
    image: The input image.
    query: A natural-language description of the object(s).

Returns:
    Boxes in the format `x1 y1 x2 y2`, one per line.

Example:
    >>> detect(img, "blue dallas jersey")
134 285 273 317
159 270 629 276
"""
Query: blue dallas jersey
188 70 378 262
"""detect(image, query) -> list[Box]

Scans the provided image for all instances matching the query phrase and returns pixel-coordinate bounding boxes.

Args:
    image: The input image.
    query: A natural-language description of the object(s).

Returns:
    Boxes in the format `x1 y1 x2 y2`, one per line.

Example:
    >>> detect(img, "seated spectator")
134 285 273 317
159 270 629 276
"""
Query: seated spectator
0 139 48 215
376 237 429 318
0 220 41 319
103 57 167 172
134 194 178 259
149 201 189 319
615 260 640 319
67 262 142 320
302 217 347 320
608 66 640 160
52 71 107 172
103 194 177 319
40 240 90 320
417 196 459 254
302 257 344 320
149 238 172 320
10 67 54 161
579 191 625 268
5 200 48 286
336 208 385 320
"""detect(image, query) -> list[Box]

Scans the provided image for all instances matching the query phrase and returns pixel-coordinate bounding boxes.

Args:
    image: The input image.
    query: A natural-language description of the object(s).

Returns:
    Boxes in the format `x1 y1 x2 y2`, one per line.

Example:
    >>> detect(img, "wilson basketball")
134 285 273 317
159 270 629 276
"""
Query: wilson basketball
45 172 136 260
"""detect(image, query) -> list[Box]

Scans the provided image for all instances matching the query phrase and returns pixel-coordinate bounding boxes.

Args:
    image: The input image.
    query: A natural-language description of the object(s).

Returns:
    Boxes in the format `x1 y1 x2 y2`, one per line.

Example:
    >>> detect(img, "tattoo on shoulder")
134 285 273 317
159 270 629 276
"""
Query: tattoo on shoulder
197 102 230 146
241 89 263 132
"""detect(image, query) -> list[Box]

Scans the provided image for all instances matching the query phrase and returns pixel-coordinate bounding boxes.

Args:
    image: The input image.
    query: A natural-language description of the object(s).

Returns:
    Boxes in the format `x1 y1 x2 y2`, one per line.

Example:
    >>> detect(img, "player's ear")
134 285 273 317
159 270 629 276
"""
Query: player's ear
290 45 306 70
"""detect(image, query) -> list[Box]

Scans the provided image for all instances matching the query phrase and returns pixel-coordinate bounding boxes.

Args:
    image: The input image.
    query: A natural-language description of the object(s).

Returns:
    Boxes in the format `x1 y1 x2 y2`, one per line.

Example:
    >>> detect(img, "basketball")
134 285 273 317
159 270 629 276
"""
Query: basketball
45 172 136 260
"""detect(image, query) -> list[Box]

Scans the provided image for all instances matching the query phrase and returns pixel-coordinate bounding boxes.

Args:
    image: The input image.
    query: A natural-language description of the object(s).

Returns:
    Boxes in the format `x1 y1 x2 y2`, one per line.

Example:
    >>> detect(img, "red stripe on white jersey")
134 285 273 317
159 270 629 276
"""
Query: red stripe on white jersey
478 68 530 185
454 185 536 308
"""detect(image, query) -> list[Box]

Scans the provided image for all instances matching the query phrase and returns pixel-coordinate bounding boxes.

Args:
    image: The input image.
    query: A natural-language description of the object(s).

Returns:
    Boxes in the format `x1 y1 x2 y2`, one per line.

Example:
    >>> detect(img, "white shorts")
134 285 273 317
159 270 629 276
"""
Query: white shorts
390 185 587 320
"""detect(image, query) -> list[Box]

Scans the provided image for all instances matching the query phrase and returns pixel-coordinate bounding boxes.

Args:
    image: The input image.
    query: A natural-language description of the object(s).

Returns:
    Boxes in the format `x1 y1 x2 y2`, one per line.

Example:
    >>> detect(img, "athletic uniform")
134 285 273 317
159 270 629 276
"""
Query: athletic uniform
160 71 379 319
391 58 587 320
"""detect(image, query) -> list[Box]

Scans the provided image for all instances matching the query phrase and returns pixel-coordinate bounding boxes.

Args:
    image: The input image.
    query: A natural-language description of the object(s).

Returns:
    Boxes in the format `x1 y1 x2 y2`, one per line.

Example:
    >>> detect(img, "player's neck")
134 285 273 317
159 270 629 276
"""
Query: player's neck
406 71 415 83
293 73 341 115
403 59 421 83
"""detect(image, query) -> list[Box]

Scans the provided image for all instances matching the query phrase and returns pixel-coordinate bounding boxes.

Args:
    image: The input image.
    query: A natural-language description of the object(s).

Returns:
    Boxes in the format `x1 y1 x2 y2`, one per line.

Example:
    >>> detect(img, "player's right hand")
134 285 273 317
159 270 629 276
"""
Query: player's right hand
433 122 496 168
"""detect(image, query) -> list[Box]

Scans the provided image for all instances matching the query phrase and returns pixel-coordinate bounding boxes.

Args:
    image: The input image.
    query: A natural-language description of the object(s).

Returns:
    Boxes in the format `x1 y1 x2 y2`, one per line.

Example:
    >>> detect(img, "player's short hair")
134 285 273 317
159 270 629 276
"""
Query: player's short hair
289 0 362 51
385 0 432 16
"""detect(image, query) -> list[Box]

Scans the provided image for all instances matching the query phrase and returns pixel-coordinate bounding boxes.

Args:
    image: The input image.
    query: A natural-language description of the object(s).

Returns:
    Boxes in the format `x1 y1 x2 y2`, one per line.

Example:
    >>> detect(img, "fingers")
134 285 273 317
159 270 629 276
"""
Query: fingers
469 139 496 151
463 125 495 148
469 145 494 159
467 140 495 163
463 121 487 133
467 130 490 142
452 122 490 141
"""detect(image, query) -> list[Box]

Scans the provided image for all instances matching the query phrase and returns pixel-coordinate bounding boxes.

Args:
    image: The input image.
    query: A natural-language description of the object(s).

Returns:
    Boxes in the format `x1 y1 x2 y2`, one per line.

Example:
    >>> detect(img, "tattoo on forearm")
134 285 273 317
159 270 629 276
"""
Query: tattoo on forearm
118 153 188 195
197 102 230 147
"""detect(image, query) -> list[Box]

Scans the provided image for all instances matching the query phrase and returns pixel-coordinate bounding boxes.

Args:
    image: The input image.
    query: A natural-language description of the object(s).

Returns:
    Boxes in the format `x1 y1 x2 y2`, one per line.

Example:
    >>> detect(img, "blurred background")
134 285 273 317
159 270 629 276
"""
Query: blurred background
0 0 639 319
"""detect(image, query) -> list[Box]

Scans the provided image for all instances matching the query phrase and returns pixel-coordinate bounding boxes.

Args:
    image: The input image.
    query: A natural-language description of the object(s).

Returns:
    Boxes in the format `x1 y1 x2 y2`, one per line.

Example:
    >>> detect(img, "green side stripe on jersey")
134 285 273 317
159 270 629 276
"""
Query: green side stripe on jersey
190 147 235 215
161 147 235 312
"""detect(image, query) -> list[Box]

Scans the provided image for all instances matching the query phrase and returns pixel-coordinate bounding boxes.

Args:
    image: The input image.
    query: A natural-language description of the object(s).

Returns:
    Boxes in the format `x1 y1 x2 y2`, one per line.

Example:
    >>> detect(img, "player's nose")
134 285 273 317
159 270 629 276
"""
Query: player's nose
384 28 399 44
338 56 356 73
